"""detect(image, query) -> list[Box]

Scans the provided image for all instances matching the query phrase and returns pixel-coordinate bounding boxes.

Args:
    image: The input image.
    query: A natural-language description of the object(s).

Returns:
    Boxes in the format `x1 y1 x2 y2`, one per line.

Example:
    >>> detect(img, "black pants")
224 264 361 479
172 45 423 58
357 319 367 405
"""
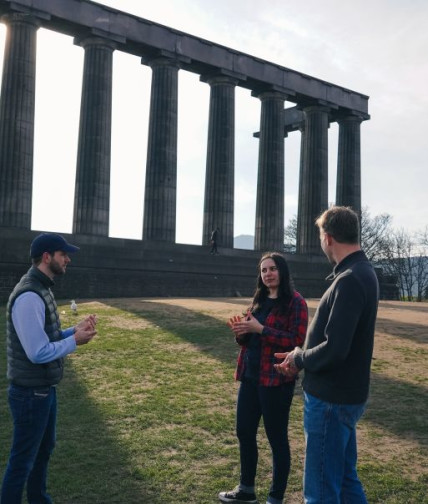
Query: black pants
236 379 295 500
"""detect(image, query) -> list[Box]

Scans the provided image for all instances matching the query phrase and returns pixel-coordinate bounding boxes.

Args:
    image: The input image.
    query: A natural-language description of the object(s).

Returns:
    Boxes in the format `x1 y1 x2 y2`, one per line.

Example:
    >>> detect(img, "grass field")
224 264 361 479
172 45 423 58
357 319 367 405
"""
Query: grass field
0 298 427 503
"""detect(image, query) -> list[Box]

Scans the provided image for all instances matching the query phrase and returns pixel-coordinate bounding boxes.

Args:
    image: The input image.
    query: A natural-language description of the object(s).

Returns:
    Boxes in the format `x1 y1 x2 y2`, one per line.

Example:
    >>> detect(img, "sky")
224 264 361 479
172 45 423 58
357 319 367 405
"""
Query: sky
0 0 427 245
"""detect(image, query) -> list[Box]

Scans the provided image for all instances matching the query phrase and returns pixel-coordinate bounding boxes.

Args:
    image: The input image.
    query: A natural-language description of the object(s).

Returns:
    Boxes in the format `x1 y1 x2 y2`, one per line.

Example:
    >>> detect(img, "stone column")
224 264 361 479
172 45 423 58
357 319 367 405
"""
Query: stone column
296 123 306 253
297 105 330 255
201 74 237 248
0 13 40 228
336 114 363 220
73 37 115 236
142 56 180 241
253 91 287 251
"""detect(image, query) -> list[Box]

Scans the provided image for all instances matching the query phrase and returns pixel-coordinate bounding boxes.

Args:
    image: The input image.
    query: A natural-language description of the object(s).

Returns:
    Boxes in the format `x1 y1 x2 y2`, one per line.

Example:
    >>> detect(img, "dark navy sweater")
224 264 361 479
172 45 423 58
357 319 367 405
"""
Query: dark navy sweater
294 250 379 404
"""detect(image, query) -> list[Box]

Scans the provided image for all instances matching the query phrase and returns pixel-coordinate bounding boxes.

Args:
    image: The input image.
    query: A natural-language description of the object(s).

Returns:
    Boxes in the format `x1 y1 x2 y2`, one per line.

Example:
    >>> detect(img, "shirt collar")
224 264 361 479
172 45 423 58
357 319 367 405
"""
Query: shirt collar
326 250 368 280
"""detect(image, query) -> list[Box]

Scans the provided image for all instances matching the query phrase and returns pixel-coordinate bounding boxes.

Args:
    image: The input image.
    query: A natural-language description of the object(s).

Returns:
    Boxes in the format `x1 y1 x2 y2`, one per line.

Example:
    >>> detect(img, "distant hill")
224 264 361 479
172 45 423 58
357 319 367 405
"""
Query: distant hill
234 234 254 250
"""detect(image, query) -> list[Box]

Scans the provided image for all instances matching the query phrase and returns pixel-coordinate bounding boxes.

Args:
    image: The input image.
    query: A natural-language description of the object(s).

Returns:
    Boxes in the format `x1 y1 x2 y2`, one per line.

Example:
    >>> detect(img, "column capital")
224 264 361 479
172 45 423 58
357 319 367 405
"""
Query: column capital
74 35 117 51
1 12 44 28
200 68 245 86
201 74 239 87
302 103 332 114
252 89 289 101
333 109 370 123
141 50 191 68
336 114 365 126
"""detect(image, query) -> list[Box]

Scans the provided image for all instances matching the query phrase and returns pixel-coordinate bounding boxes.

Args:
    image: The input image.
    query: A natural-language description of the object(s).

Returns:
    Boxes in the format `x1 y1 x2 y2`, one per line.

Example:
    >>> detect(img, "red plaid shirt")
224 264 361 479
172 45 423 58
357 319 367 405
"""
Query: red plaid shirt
234 291 308 386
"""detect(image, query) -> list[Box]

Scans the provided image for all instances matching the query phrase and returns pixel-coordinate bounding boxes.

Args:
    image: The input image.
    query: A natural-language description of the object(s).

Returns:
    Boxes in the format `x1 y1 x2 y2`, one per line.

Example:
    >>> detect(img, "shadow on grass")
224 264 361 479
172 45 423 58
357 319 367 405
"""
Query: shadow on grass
0 357 160 503
366 372 428 446
375 318 428 344
379 301 428 313
52 363 158 503
104 298 240 363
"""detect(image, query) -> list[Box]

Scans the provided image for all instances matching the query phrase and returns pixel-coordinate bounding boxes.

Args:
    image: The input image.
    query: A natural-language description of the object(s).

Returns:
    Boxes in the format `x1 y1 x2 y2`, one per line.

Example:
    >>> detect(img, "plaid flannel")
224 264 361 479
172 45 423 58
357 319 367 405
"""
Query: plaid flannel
234 290 308 386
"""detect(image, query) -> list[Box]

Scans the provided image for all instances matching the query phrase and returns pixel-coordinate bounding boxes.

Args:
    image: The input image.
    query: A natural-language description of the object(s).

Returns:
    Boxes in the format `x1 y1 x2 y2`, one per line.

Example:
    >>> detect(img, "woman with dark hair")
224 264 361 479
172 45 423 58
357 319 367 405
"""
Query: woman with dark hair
219 252 308 504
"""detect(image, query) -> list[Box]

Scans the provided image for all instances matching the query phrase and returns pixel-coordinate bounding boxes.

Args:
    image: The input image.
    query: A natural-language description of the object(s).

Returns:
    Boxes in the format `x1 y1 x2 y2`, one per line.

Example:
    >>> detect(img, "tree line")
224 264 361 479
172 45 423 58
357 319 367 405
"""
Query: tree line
284 208 428 302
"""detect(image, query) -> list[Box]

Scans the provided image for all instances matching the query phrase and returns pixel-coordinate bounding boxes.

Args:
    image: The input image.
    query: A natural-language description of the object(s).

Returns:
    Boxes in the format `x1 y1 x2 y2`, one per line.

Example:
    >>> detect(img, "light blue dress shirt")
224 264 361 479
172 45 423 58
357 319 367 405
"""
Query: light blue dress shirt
11 292 77 364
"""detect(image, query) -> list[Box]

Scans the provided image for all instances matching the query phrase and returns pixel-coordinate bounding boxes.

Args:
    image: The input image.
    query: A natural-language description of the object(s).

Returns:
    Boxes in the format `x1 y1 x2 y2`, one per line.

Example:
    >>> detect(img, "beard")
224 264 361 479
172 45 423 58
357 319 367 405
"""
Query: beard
48 257 66 276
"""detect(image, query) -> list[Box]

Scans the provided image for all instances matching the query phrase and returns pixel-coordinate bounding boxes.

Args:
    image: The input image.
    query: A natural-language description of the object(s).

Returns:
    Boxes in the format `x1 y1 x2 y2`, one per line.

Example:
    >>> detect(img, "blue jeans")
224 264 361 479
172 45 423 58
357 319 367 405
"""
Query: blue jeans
1 384 57 504
236 379 295 501
303 392 367 504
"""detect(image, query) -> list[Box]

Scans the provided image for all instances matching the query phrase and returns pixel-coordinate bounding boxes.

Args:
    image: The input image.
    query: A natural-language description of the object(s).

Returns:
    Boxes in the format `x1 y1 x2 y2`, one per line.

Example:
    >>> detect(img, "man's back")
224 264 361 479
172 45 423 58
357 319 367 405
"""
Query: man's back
301 250 379 404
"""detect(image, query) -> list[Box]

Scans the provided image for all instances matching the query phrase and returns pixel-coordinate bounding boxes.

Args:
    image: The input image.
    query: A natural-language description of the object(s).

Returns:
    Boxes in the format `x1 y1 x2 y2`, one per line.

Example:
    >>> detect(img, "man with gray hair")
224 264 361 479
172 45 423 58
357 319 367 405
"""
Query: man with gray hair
275 206 379 503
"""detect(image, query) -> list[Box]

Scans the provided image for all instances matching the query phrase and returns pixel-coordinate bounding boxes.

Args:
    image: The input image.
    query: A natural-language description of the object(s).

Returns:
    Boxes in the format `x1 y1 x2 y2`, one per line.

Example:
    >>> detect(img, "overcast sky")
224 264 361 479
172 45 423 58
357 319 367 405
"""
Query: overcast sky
0 0 426 244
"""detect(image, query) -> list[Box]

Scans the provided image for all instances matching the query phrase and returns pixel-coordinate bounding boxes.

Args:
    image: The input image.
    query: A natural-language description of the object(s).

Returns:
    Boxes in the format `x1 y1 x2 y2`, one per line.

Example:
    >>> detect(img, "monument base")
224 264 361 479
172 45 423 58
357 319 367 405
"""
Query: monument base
0 228 395 302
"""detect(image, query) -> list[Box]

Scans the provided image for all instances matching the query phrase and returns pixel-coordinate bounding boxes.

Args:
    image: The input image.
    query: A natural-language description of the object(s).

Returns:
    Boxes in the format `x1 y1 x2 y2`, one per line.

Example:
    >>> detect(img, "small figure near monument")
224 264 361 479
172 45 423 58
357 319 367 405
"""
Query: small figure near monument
219 252 308 504
275 206 379 503
1 233 98 504
210 227 220 255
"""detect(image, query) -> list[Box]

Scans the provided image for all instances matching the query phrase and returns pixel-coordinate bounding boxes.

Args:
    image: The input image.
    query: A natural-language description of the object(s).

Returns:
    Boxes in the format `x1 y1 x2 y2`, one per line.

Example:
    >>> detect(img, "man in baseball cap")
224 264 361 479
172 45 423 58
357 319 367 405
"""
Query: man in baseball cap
1 232 97 504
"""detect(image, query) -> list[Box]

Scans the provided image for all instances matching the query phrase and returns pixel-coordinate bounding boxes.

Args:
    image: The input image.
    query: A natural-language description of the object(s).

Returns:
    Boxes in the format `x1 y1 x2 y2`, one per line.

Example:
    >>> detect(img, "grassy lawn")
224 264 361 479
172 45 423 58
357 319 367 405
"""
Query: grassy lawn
0 298 427 503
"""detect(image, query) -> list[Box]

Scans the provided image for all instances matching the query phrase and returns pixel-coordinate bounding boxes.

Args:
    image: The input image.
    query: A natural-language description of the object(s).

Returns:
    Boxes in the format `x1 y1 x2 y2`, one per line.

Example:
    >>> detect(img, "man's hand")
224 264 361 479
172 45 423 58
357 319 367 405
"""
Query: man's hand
75 314 97 331
274 350 299 378
74 314 97 346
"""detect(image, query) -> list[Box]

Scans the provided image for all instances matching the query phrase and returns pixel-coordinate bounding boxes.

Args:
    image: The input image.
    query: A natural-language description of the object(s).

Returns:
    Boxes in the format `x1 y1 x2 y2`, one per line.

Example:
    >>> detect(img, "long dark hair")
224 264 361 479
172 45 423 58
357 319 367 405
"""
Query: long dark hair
251 252 294 313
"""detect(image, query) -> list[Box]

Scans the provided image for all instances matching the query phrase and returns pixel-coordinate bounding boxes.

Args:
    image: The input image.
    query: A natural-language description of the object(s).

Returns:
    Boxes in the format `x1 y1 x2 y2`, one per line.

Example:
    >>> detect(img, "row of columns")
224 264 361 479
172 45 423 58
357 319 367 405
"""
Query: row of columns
0 13 365 254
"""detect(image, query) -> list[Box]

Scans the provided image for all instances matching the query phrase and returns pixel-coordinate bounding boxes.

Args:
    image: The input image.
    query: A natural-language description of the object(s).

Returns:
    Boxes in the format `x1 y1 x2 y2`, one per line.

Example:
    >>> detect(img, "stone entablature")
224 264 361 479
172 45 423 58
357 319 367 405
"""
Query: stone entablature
0 0 369 256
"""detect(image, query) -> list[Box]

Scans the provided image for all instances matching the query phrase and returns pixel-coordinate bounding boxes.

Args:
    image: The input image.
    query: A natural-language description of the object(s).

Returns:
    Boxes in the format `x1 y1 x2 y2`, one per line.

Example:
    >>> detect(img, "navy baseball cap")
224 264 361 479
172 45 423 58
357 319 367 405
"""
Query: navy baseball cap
30 233 80 258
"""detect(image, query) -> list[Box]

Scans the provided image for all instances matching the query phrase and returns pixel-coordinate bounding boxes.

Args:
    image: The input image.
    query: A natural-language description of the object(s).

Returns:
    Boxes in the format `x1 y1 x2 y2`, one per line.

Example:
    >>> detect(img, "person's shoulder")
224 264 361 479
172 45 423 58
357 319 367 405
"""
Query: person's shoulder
342 256 377 282
335 264 377 300
15 291 44 305
290 290 308 308
12 291 45 314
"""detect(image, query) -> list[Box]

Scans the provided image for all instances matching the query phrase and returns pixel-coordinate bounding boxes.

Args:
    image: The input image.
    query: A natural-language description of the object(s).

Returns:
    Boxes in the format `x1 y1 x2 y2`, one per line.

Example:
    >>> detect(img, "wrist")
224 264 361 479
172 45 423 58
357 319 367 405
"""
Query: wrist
293 347 304 370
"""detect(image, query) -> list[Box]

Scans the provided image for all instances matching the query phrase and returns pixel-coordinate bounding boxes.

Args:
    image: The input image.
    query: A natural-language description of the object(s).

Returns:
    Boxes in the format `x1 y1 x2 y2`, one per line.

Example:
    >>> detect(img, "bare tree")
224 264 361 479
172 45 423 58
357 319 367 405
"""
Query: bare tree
284 215 297 254
380 229 415 299
414 226 428 301
417 226 428 247
360 206 393 263
380 227 428 301
414 254 428 301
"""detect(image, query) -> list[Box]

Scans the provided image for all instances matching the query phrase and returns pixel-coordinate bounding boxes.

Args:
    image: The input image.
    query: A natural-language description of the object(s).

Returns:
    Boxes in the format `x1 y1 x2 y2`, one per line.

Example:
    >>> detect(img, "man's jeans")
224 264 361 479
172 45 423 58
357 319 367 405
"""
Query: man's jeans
303 392 367 504
236 379 295 501
1 384 57 504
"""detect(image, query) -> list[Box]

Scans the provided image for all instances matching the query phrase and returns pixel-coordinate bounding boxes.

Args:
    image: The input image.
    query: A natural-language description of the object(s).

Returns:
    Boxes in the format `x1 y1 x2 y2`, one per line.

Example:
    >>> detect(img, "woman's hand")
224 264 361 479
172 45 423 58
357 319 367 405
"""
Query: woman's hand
227 310 263 336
